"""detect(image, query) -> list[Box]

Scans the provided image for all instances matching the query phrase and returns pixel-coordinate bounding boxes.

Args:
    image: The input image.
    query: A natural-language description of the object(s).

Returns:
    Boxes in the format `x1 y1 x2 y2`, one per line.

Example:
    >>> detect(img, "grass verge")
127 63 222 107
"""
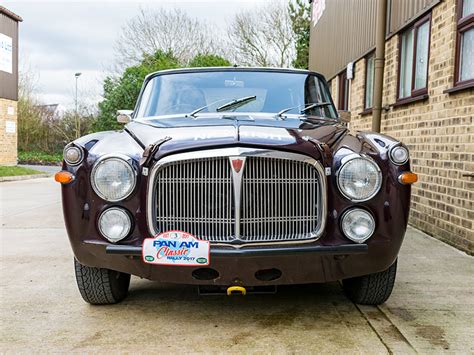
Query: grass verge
0 166 43 177
18 151 62 165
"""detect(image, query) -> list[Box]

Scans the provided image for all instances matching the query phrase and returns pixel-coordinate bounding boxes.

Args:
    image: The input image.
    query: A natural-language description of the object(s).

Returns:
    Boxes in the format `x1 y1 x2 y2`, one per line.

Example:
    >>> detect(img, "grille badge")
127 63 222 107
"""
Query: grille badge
230 157 245 173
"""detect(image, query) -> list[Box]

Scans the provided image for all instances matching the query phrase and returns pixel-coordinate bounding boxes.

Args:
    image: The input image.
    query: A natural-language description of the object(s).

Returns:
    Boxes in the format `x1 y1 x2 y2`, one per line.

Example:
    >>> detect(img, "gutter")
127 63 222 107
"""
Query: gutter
372 0 388 133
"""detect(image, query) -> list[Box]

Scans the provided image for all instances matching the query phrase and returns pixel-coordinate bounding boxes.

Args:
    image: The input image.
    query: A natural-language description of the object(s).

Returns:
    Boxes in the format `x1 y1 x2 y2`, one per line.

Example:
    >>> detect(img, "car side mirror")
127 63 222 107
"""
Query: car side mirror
117 110 133 124
338 110 351 126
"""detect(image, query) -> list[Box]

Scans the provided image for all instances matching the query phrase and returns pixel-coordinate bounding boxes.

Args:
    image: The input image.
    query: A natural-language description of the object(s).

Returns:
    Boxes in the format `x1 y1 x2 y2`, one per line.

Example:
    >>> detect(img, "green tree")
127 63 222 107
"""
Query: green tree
289 0 311 69
95 52 231 131
95 51 180 131
189 54 231 68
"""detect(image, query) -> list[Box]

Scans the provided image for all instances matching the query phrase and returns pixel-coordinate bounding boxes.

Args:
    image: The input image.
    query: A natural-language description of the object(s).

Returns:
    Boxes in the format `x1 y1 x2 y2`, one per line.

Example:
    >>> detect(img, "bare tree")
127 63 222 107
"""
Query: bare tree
114 7 224 69
227 1 296 67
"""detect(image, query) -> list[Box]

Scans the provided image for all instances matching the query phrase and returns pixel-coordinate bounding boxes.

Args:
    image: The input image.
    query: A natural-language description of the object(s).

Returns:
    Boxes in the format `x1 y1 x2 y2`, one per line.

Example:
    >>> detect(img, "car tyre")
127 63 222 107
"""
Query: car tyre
74 258 130 305
342 259 397 305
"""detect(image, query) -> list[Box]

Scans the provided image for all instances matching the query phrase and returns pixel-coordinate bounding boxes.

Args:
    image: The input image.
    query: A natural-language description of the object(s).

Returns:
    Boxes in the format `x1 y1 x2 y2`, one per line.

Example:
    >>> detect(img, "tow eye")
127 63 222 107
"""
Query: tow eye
227 286 247 296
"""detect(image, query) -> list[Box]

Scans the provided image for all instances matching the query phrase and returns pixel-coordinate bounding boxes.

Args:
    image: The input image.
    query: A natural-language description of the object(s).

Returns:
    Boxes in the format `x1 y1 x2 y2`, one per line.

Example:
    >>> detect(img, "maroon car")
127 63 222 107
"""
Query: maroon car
55 67 417 305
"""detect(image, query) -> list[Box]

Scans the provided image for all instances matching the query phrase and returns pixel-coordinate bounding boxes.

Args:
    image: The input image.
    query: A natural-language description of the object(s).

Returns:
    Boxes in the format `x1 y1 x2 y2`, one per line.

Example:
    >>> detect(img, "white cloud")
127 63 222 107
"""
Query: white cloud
3 0 263 108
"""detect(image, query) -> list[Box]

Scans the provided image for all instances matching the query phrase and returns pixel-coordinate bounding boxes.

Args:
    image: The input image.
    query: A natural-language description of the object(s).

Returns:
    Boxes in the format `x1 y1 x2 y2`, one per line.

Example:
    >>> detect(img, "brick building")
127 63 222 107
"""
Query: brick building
0 6 22 165
309 0 473 253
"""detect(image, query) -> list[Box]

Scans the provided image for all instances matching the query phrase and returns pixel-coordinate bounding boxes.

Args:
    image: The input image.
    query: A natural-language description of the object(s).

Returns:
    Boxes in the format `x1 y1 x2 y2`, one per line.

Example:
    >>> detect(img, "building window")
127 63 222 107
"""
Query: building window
398 14 431 99
338 70 349 110
455 0 474 86
364 52 375 109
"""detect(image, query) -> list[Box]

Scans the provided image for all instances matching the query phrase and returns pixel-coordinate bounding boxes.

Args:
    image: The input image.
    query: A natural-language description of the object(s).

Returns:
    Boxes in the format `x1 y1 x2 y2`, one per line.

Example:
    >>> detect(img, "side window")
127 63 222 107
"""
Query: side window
364 52 375 109
455 0 474 86
398 14 431 99
338 70 349 111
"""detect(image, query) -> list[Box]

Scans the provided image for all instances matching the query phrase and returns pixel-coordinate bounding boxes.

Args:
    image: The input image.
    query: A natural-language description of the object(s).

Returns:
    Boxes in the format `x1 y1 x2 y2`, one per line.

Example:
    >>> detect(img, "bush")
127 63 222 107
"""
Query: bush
18 151 63 165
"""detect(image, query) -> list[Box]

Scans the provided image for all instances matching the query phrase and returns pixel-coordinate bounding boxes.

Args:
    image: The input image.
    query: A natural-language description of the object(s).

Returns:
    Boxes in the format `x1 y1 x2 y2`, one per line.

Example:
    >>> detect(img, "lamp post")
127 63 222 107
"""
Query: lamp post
74 72 82 115
74 72 82 138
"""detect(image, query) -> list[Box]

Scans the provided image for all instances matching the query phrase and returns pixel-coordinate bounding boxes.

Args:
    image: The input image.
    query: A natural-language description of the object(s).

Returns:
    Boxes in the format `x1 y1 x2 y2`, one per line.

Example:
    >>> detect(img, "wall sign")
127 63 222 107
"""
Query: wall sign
6 121 16 134
0 33 13 74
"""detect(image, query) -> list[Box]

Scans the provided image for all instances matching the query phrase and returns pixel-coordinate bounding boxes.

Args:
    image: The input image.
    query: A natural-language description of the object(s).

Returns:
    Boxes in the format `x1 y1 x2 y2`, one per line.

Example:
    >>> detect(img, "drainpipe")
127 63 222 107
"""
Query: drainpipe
372 0 388 133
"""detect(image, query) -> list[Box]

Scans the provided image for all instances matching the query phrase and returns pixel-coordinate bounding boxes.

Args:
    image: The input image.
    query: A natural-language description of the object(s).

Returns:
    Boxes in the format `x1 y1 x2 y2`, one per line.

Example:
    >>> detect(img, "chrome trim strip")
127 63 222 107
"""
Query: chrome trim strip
229 157 246 240
146 147 327 248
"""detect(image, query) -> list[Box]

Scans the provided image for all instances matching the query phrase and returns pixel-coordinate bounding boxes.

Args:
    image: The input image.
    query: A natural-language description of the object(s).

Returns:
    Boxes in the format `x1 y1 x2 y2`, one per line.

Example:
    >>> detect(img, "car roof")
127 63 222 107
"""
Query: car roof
144 67 327 82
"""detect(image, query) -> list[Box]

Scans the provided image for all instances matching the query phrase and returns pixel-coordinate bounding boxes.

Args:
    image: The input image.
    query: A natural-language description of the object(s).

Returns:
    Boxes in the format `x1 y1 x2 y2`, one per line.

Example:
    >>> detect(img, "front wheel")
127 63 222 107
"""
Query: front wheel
74 258 130 305
342 259 397 305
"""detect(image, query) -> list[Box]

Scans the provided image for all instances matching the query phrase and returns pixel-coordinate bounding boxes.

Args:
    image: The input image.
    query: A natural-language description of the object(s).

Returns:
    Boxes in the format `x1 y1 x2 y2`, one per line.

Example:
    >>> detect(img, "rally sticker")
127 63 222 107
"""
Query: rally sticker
142 231 210 266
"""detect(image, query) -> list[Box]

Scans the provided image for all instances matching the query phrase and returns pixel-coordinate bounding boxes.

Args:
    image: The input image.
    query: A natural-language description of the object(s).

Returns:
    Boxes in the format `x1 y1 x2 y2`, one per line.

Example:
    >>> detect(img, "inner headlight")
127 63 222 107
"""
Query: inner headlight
337 155 382 201
91 156 136 202
341 208 375 243
98 207 132 243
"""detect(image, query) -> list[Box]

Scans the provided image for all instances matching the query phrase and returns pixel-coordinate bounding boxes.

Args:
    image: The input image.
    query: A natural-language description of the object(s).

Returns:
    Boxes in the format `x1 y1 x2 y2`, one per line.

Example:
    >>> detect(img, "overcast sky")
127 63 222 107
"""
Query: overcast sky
3 0 262 109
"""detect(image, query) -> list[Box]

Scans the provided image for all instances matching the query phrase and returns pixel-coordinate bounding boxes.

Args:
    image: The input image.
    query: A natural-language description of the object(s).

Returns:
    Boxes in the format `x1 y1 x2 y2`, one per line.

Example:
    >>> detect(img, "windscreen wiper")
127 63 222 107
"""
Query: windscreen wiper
216 96 257 112
185 98 233 118
276 102 332 118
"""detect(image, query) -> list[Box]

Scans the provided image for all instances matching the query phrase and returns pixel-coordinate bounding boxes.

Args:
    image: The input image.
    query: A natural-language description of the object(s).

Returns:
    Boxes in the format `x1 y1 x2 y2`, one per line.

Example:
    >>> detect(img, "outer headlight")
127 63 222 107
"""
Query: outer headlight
91 155 136 202
64 145 83 165
389 145 409 165
341 208 375 243
98 207 132 243
337 155 382 201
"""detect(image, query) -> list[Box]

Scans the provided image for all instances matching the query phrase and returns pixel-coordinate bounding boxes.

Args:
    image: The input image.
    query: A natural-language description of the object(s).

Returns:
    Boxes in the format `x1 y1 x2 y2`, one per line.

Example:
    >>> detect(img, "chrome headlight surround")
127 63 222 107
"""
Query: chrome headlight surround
340 208 376 243
336 154 382 202
389 144 409 165
91 154 137 202
63 144 84 166
98 207 132 243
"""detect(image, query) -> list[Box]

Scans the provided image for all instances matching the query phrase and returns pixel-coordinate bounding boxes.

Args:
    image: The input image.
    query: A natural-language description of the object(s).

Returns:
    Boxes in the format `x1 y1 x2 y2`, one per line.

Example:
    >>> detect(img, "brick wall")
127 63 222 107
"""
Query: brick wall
0 98 18 165
327 0 473 254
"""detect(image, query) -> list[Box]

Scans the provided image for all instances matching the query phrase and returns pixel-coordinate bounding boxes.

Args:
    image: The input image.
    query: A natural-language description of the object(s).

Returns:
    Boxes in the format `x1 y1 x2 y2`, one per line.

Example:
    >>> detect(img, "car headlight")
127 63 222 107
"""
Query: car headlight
64 145 83 165
91 155 136 202
341 208 375 243
98 207 132 243
337 155 382 201
389 145 409 165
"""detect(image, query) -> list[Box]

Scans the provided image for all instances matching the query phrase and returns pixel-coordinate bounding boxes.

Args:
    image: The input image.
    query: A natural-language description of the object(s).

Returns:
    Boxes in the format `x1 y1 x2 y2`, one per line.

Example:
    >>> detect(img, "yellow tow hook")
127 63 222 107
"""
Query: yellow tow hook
227 286 247 296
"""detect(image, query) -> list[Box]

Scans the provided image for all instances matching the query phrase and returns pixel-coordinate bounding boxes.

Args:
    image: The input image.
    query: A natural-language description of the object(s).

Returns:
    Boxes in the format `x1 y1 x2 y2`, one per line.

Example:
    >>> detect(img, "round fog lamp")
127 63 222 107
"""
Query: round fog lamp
64 146 83 165
98 208 131 243
341 209 375 243
390 146 409 165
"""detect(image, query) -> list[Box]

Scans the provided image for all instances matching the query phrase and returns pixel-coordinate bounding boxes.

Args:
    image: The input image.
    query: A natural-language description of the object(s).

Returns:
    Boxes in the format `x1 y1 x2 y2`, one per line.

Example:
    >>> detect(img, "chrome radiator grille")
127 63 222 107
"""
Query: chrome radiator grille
151 151 322 244
154 157 235 242
241 157 319 242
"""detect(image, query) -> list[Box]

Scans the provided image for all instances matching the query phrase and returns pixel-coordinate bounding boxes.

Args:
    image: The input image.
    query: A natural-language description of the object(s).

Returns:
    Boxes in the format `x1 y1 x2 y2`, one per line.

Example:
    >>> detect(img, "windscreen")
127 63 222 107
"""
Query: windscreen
135 71 337 119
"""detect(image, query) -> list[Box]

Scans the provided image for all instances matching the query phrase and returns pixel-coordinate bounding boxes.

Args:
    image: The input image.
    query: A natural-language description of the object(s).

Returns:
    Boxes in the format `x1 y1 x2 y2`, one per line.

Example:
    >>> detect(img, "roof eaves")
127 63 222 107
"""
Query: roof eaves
0 6 23 22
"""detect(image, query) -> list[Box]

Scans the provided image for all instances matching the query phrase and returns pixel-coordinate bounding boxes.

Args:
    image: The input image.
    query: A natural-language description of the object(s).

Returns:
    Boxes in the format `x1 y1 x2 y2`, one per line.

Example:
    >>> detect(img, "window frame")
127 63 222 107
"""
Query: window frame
363 51 375 111
338 70 349 111
454 0 474 87
396 13 432 102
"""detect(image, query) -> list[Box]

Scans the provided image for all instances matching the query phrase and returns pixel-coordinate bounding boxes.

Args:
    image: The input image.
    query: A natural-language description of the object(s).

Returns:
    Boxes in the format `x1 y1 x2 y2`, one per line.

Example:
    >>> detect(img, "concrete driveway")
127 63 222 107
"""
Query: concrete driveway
1 178 473 353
